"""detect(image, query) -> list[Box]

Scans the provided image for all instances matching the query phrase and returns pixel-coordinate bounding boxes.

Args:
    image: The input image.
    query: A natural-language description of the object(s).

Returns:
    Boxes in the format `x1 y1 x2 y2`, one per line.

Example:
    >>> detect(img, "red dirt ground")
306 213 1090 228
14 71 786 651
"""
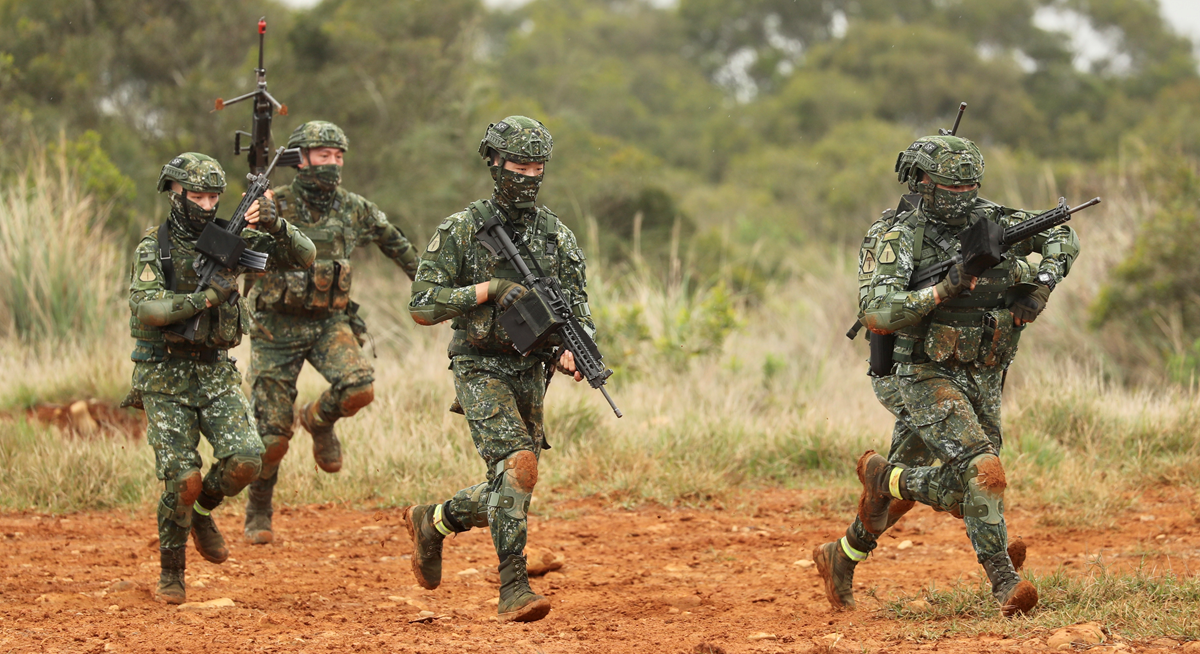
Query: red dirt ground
1 488 1197 654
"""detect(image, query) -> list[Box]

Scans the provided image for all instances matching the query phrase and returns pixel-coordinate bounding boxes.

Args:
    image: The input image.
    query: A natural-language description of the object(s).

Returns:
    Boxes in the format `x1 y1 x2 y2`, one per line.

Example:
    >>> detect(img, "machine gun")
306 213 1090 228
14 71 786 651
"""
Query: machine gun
165 147 302 341
475 215 623 418
214 17 287 175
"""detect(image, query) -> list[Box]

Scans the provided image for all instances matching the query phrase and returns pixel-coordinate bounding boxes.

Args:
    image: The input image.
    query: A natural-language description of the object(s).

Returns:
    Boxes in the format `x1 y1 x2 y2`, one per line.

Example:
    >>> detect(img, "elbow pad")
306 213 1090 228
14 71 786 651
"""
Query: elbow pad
409 284 461 326
281 221 317 268
136 292 209 327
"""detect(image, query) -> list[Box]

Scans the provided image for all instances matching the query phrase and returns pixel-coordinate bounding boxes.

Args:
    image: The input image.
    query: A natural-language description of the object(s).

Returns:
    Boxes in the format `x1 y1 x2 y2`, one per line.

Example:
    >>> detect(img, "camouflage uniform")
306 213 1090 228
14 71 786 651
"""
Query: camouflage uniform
405 116 592 623
243 121 419 543
127 153 315 603
815 135 1079 616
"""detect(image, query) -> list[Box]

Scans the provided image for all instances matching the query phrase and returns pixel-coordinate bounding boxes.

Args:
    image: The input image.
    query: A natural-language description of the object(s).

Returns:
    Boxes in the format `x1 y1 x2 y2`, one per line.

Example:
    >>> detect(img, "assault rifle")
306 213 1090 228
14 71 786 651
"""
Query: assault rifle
214 17 287 175
166 147 302 341
847 196 1100 376
476 216 623 418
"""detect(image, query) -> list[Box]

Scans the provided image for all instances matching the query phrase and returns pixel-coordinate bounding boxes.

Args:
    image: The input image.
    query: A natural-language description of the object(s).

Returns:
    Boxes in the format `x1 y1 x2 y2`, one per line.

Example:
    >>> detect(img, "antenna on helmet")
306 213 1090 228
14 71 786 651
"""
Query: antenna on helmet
939 102 967 136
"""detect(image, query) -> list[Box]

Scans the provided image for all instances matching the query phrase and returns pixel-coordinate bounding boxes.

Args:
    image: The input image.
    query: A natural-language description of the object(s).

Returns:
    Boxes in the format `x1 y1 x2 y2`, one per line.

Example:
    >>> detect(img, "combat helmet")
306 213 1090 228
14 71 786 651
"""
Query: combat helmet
157 153 227 194
478 116 553 165
895 135 984 190
287 120 349 152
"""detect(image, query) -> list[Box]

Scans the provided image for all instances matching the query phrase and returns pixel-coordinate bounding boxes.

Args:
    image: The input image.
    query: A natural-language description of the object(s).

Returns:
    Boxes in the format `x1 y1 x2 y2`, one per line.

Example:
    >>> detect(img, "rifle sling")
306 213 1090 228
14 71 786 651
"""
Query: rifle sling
157 223 177 293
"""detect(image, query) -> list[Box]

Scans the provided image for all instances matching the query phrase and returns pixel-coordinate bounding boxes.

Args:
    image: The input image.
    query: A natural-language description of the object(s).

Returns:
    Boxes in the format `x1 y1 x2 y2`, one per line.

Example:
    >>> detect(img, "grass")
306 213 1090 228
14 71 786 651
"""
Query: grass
887 563 1200 641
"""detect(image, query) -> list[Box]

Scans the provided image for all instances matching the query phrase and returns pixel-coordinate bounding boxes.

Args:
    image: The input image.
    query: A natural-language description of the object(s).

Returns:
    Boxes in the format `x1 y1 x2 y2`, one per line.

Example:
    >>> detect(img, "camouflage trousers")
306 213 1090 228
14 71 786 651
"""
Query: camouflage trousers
249 310 374 477
143 385 263 549
441 356 547 561
846 362 1008 564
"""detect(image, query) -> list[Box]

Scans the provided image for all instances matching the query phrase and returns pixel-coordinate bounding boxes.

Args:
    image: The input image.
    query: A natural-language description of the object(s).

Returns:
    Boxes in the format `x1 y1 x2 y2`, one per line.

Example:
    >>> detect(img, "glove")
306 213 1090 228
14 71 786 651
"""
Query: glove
487 278 527 311
203 268 239 306
255 196 280 233
934 263 973 301
1011 284 1052 323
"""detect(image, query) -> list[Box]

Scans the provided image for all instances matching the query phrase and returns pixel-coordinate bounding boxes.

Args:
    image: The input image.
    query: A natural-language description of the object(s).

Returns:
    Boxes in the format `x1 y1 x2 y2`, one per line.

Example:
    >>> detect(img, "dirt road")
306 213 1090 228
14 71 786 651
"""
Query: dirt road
1 489 1197 653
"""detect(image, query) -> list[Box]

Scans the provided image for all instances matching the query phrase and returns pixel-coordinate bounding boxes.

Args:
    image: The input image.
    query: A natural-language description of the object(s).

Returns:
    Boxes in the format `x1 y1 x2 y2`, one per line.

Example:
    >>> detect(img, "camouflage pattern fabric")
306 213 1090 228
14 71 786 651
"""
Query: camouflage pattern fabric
409 198 591 563
847 195 1079 564
443 358 547 558
144 385 263 548
249 312 373 442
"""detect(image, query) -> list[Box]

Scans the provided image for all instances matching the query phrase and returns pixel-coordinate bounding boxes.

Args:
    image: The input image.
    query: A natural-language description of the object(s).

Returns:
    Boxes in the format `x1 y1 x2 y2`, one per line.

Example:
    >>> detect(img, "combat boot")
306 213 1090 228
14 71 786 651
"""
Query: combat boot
813 540 858 610
300 401 342 473
981 550 1038 617
155 546 186 604
404 505 446 590
497 554 551 623
856 450 900 535
191 507 229 564
243 476 275 545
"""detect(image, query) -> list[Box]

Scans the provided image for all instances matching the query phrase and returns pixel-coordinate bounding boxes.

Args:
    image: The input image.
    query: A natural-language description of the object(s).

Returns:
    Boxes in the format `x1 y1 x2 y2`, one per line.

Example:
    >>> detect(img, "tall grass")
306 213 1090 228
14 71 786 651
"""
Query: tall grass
0 153 1197 519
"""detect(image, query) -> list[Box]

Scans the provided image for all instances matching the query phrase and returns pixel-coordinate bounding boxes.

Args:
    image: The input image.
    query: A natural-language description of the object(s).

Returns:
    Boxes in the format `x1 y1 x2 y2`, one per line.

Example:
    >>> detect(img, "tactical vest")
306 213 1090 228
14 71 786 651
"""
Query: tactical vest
130 223 245 363
448 201 561 355
251 187 352 316
892 211 1023 368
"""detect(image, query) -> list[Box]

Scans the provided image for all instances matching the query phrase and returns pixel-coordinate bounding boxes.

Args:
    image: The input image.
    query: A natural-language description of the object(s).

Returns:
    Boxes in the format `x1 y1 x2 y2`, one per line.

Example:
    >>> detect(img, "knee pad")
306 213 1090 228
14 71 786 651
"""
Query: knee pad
488 450 538 520
259 434 290 479
961 453 1006 525
217 452 263 497
161 468 202 529
336 382 374 417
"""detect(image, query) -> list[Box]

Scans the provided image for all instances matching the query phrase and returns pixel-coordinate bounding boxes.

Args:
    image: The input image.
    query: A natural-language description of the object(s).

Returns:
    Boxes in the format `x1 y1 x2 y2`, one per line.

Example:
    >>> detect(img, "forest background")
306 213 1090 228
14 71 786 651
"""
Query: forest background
1 0 1199 528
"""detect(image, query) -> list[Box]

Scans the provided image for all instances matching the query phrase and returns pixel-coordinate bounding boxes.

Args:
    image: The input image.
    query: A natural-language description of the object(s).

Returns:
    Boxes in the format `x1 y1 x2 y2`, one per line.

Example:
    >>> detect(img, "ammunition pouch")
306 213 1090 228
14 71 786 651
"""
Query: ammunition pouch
499 286 567 356
255 258 352 317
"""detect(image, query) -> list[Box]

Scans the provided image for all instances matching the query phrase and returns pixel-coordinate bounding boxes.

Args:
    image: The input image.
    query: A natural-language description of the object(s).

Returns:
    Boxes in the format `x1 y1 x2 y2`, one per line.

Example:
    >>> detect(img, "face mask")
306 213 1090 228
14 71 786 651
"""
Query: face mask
493 166 544 214
296 164 342 193
921 184 977 226
169 192 218 235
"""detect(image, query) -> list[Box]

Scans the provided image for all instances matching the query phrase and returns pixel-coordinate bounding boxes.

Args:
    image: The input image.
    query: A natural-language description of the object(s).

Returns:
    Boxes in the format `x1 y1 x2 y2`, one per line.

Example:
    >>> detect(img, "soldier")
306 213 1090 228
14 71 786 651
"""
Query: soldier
813 135 1079 617
403 116 592 623
126 153 316 604
242 121 420 544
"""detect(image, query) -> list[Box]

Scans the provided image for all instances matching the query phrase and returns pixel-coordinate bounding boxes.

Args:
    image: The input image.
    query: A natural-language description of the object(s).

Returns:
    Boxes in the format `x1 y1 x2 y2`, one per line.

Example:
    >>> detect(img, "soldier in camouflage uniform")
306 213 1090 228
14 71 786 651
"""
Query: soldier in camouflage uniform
403 116 593 623
813 135 1080 617
126 153 316 604
242 121 420 544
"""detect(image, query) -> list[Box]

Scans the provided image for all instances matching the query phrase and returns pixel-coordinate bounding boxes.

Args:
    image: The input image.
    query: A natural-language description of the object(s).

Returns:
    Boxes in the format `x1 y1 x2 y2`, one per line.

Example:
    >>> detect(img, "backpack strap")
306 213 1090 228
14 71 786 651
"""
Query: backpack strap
156 222 177 292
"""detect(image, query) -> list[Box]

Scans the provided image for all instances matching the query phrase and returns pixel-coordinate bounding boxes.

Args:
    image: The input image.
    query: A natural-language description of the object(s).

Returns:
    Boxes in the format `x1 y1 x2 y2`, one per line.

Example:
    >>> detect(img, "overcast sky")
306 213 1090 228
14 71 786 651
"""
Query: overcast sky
278 0 1200 50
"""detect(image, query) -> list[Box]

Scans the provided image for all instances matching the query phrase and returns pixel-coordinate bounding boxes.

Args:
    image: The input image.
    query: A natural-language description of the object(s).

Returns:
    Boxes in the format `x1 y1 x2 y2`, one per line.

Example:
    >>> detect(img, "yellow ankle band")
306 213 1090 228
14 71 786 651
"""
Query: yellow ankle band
840 537 868 562
432 504 453 537
193 504 212 517
889 467 904 500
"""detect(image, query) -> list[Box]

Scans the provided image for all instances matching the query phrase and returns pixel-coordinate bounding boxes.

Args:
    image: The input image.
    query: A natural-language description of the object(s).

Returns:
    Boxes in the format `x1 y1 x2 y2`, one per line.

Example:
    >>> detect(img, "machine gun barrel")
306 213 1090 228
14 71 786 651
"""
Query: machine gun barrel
214 17 287 176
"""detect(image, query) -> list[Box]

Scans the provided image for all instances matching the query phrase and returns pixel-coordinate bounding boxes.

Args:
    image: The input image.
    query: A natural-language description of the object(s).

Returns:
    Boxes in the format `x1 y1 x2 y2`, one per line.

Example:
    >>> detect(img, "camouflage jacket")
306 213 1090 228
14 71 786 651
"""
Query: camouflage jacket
409 201 593 371
858 197 1080 368
248 181 418 316
128 217 315 396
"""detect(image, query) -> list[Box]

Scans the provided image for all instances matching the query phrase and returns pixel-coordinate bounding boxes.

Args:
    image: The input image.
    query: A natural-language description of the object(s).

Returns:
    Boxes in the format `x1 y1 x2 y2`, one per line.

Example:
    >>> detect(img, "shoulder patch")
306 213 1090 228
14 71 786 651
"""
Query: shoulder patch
438 218 454 230
879 242 897 265
138 263 157 282
427 231 442 253
861 250 877 275
881 231 902 241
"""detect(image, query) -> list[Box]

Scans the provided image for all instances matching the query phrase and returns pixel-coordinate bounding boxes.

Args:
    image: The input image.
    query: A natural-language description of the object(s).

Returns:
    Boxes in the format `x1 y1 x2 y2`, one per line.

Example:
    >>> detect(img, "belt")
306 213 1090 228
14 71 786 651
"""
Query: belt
165 346 230 364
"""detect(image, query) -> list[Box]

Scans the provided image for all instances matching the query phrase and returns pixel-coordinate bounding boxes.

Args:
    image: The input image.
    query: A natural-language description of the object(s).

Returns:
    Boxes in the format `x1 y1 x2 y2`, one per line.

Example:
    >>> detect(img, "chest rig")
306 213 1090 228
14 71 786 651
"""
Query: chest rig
252 187 353 316
130 223 243 362
894 210 1022 368
448 201 561 355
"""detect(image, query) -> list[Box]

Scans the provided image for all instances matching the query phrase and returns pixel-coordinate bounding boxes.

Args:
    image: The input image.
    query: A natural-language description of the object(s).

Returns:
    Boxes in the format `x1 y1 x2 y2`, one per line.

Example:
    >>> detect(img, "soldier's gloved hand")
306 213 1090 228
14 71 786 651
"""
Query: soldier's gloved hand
203 268 239 307
1011 284 1052 324
934 263 975 302
245 190 279 232
487 278 527 311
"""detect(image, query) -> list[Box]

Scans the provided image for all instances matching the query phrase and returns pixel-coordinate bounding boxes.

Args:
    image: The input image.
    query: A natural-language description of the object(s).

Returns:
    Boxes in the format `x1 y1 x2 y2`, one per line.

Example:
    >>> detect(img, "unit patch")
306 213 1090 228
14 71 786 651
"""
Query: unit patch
861 250 877 275
427 231 442 253
882 231 902 241
139 264 157 282
879 243 897 265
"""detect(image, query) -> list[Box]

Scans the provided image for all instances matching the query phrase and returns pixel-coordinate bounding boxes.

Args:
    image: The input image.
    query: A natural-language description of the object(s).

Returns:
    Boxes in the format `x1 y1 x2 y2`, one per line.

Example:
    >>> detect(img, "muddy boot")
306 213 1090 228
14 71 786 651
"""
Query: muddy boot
856 450 900 535
404 505 447 590
813 540 858 610
497 554 551 623
243 476 275 545
301 401 342 473
155 546 186 605
982 550 1038 617
191 501 229 564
